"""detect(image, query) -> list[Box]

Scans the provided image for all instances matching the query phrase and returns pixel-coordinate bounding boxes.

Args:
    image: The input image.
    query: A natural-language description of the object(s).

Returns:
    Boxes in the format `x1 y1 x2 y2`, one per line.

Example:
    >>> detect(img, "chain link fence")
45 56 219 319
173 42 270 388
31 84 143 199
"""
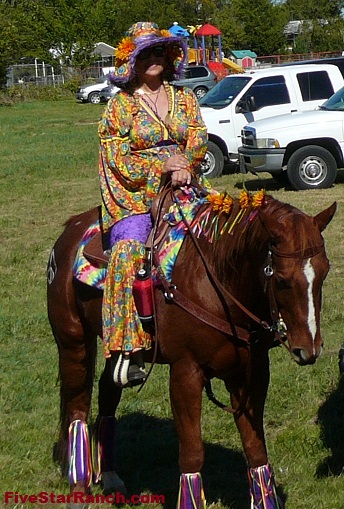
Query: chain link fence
6 62 114 87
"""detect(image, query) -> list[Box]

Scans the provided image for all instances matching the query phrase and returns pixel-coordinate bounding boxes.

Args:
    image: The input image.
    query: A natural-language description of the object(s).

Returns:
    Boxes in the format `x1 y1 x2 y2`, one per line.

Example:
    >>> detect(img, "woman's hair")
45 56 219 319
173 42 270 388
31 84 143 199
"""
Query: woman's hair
119 62 177 93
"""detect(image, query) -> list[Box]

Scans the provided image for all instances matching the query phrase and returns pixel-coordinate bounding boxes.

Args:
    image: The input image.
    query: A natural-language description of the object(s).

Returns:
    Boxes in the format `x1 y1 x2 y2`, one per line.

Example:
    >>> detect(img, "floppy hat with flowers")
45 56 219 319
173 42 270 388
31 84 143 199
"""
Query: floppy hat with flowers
109 21 188 85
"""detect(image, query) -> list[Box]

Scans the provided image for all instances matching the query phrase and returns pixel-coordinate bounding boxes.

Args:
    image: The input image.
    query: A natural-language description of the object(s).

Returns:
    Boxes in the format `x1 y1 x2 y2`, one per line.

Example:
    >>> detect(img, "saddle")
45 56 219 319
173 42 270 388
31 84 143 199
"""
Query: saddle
83 187 177 266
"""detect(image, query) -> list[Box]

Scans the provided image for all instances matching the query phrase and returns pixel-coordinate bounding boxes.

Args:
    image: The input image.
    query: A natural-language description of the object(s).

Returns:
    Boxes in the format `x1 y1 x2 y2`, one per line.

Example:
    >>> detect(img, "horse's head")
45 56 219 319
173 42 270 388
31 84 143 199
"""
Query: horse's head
258 198 336 365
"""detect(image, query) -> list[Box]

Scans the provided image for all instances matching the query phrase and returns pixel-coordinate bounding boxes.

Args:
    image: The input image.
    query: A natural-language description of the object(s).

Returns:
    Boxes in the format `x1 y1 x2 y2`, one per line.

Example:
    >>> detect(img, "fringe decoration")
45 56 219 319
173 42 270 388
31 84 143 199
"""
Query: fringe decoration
68 419 92 488
248 463 283 509
91 416 117 484
177 472 206 509
192 188 265 242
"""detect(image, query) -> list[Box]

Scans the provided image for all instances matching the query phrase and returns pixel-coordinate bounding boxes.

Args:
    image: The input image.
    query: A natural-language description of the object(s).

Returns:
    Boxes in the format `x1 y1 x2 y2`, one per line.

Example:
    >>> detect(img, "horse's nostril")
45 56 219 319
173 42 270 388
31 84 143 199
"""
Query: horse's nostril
291 348 316 365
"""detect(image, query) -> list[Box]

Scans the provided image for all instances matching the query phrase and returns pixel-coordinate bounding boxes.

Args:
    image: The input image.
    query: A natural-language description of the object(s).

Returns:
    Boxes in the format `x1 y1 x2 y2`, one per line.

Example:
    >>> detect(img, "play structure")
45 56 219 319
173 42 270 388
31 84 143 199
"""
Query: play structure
168 22 244 74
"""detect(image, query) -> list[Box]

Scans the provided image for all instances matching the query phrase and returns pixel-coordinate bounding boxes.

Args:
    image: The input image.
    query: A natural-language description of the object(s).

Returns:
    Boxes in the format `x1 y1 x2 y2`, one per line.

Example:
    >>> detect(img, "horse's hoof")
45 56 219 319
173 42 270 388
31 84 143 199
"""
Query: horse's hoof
102 471 127 496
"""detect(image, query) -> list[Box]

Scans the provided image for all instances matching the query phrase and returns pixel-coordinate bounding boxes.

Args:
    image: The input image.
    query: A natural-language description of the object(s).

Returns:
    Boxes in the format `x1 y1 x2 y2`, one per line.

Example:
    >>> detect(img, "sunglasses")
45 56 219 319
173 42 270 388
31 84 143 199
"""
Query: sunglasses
137 46 166 61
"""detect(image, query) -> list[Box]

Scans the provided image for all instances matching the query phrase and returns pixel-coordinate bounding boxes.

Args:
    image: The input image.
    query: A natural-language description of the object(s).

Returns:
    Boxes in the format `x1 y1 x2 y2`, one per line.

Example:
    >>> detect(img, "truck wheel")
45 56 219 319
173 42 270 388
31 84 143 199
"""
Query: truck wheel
200 141 224 178
287 146 337 190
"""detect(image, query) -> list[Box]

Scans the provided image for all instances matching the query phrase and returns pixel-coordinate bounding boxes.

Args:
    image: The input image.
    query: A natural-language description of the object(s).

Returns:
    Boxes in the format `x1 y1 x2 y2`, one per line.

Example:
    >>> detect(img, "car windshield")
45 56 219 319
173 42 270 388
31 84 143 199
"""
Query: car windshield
318 86 344 111
199 75 252 109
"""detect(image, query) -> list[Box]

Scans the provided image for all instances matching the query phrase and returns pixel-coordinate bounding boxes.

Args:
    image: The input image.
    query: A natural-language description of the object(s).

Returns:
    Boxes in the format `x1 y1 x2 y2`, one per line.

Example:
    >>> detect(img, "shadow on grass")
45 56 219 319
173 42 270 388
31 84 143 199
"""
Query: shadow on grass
316 374 344 478
232 175 285 192
114 412 287 509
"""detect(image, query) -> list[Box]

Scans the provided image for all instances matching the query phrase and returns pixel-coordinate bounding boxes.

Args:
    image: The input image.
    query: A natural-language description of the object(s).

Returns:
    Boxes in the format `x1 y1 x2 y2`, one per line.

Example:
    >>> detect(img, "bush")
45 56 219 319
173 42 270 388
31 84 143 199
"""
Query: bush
0 84 75 105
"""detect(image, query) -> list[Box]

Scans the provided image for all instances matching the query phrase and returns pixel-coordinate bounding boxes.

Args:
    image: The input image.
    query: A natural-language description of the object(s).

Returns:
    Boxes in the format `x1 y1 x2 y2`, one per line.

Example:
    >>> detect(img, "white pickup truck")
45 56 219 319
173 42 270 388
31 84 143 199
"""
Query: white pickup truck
238 85 344 190
199 63 344 178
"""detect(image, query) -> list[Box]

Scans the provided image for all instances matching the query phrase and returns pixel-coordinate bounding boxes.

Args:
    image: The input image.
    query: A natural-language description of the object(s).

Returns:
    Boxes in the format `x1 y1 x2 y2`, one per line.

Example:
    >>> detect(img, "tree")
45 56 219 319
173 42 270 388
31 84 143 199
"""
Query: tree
283 0 344 53
284 0 344 19
215 0 288 55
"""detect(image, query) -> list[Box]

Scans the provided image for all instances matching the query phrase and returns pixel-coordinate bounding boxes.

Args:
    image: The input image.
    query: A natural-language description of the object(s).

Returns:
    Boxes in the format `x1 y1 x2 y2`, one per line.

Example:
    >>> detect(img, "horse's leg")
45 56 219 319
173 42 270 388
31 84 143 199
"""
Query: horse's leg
52 324 97 509
93 358 127 497
229 350 284 509
52 320 97 502
169 359 206 509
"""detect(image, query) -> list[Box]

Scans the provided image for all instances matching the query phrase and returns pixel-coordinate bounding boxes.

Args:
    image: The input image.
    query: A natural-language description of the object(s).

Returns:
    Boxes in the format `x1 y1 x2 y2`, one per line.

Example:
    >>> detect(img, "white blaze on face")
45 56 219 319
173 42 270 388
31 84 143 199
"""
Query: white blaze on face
303 258 316 341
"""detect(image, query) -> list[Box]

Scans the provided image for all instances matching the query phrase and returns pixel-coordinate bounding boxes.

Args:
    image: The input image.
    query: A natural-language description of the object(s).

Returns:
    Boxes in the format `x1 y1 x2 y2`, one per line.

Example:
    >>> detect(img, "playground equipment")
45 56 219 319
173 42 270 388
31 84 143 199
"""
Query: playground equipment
171 22 244 73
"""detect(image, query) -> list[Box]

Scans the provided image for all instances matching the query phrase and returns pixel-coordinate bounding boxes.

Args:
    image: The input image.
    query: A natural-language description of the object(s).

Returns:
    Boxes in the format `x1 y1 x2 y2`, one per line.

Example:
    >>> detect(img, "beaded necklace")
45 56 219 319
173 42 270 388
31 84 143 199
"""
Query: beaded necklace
135 81 173 126
137 85 162 117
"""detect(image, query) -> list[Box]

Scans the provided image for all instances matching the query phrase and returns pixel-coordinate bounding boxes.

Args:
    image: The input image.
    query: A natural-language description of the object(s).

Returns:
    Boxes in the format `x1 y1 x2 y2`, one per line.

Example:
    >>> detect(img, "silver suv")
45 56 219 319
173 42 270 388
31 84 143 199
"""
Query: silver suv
172 65 217 100
76 77 110 104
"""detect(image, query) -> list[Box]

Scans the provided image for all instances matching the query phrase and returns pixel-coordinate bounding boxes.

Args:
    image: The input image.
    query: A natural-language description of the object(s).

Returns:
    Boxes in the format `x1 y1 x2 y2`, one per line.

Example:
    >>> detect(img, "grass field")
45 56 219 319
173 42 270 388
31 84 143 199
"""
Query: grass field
1 98 344 509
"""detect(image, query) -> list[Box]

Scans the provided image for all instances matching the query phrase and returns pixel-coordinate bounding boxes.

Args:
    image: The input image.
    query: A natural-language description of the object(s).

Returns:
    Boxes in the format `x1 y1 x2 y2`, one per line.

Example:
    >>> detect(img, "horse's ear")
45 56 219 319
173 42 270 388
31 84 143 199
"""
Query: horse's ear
313 202 337 232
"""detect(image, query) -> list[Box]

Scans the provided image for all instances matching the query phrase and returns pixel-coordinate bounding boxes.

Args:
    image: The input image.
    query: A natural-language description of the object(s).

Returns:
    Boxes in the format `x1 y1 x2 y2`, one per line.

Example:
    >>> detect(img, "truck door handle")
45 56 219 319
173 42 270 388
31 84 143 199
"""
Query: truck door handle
291 109 297 112
219 119 231 124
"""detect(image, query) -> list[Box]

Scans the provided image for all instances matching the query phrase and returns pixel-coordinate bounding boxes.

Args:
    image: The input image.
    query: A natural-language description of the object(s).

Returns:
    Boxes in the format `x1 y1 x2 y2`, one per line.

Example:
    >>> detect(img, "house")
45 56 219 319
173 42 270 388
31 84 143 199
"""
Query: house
92 42 116 72
228 50 257 68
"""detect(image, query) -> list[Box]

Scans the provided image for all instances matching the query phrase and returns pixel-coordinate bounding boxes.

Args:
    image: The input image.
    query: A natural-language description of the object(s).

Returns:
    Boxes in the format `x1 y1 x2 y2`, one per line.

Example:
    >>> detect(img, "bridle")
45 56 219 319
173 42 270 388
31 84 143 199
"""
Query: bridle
263 241 325 349
153 185 289 348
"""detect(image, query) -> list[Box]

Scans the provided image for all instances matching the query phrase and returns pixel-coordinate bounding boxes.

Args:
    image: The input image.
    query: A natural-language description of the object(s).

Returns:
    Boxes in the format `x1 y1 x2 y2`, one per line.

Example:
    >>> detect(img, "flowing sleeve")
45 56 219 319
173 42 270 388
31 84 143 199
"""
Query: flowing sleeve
98 95 148 189
98 94 164 229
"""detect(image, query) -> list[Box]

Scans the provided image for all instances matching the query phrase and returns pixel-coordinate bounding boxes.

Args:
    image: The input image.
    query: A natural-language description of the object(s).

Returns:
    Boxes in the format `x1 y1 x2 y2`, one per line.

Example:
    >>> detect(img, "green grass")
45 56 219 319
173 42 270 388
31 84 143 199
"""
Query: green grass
1 98 344 508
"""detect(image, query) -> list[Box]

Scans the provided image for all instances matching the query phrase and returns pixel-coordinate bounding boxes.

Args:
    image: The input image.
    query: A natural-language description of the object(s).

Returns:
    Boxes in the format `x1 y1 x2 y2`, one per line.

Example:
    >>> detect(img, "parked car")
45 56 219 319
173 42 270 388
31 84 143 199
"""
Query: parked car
172 65 217 100
76 77 111 104
99 84 120 102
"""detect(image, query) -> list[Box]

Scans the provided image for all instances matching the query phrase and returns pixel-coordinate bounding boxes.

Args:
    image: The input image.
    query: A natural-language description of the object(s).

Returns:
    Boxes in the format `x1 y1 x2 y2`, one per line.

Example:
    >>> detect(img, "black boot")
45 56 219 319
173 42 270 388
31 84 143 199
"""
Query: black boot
112 351 146 388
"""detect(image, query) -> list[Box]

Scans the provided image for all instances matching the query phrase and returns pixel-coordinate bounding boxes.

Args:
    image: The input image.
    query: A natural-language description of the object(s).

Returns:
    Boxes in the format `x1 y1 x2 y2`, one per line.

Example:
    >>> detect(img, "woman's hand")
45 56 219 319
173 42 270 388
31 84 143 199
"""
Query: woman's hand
163 155 192 186
171 168 192 186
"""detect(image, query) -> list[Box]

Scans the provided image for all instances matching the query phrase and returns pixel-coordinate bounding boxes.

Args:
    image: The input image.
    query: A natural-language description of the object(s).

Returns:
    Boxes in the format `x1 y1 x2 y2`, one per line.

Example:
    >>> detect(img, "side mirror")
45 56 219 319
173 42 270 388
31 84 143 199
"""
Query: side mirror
236 96 256 113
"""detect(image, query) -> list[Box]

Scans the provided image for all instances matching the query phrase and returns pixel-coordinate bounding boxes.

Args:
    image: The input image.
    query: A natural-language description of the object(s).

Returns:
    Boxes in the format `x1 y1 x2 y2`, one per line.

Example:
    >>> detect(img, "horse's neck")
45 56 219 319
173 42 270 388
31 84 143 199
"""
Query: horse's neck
211 215 269 289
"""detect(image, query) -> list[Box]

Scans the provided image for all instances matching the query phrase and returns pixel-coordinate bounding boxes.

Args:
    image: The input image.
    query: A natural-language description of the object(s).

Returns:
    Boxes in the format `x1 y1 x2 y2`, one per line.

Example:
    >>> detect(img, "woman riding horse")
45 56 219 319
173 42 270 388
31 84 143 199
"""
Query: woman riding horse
98 21 212 387
47 16 337 509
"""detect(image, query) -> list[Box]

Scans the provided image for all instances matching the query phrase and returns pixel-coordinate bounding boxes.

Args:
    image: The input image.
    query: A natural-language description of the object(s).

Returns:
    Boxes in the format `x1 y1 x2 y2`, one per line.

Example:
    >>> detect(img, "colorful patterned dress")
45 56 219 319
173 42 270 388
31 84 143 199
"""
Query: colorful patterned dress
99 84 208 358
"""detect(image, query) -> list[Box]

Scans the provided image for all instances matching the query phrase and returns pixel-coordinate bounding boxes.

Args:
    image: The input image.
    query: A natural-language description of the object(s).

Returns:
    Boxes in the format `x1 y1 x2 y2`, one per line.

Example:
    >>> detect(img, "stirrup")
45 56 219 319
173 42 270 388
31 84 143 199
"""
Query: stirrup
112 352 146 388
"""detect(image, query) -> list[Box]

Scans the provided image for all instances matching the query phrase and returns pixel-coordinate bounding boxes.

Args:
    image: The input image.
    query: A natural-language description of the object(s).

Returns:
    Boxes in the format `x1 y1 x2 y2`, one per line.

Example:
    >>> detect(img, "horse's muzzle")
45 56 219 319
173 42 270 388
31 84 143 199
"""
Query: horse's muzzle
291 345 323 365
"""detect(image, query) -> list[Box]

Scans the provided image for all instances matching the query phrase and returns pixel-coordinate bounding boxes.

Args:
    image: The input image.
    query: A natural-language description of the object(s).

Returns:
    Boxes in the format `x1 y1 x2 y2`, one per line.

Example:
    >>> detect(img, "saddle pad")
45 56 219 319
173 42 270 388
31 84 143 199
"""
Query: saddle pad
73 187 206 289
72 221 107 290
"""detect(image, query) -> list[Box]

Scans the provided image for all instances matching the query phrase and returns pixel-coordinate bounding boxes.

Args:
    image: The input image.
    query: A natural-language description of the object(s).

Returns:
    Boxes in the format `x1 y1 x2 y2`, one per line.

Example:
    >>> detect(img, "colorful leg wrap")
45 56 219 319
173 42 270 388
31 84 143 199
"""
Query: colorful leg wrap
92 416 117 484
177 472 206 509
248 463 283 509
68 420 92 488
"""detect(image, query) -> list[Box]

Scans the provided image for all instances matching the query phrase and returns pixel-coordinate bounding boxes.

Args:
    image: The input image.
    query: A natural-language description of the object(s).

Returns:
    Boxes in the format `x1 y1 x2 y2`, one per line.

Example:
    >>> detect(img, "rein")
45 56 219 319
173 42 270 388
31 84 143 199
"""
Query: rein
154 185 275 340
150 184 274 415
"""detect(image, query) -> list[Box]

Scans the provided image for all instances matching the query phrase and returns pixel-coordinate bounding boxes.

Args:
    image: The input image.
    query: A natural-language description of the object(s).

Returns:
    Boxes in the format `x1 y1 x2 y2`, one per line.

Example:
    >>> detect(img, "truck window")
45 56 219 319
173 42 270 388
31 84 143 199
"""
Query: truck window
297 71 334 101
241 76 291 110
199 75 252 108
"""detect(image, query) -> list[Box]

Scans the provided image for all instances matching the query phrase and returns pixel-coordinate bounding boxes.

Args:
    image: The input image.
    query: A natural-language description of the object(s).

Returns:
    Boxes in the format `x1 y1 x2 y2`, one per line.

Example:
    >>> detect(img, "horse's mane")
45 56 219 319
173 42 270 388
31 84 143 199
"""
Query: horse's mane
195 194 314 279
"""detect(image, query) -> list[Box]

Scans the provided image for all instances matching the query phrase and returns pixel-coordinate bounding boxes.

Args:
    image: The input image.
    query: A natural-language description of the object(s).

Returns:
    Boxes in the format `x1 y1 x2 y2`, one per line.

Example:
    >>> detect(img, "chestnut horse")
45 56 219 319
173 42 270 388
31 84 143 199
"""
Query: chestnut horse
47 193 335 509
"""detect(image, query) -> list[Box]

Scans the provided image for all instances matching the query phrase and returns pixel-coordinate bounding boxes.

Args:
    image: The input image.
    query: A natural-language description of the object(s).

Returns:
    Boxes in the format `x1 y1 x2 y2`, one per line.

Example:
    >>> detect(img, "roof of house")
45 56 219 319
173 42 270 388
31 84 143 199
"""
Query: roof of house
230 50 257 59
92 42 116 58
